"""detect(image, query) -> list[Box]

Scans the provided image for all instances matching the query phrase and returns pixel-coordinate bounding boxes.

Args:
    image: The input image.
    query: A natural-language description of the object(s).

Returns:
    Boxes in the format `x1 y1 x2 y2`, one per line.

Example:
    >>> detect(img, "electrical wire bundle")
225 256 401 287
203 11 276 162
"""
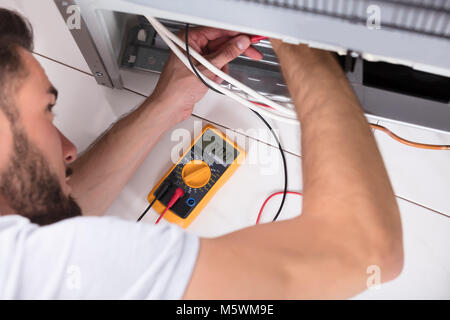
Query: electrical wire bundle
144 16 298 125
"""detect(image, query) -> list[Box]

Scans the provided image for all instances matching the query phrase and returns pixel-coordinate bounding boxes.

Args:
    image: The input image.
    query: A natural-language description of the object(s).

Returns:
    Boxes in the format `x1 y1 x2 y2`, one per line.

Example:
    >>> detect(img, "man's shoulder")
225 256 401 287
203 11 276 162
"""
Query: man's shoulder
0 214 30 229
0 214 112 230
0 214 198 299
0 215 35 240
0 214 187 242
0 215 135 241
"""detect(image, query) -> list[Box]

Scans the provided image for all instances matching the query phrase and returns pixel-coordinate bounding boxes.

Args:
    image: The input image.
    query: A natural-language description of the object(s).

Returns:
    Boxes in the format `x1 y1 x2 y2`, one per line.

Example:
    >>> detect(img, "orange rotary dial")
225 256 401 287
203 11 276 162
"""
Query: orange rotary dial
182 160 211 188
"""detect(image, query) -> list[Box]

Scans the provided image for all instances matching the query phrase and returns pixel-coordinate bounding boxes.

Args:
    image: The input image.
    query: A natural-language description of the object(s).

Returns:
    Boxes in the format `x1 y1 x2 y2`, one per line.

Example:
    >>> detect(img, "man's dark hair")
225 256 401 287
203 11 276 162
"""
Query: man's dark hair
0 8 34 120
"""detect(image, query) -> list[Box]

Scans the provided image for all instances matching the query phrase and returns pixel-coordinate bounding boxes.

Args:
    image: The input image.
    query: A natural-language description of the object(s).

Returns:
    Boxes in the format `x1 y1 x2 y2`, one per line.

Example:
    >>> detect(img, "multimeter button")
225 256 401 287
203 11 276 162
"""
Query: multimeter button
182 160 211 188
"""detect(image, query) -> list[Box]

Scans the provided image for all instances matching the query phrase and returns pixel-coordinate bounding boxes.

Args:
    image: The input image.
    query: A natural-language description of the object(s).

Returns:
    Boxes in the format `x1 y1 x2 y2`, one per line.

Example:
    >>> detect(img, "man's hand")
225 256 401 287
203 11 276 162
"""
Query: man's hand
149 27 263 127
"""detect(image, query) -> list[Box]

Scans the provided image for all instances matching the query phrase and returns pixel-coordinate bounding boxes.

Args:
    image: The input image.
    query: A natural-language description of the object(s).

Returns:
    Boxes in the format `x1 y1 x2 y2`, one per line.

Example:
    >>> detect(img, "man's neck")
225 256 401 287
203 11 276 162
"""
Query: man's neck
0 199 15 216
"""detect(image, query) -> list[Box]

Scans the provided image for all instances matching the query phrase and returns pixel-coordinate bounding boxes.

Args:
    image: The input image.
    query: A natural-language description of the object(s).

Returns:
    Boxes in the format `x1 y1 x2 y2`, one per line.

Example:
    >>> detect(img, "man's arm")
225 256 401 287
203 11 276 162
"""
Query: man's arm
68 28 262 216
68 97 173 216
183 41 403 299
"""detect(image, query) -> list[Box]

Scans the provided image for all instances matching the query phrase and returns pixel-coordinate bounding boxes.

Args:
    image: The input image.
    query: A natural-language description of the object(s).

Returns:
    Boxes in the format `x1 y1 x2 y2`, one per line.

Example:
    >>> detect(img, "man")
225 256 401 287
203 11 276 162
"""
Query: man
0 8 403 299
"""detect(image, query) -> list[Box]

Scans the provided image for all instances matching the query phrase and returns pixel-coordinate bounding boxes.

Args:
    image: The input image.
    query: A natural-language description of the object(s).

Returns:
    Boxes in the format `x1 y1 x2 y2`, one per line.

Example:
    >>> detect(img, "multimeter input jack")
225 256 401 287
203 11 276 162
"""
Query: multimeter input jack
186 198 196 207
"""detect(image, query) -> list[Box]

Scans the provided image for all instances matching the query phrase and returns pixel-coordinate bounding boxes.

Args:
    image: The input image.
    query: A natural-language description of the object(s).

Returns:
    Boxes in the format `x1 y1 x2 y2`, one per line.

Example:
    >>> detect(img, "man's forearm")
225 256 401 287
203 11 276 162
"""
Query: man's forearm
274 42 403 271
68 97 172 216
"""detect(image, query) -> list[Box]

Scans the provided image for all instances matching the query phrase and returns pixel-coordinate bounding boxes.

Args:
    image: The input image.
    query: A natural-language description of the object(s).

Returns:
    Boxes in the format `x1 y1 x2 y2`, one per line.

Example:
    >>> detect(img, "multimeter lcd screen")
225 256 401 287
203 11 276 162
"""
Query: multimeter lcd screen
198 130 239 165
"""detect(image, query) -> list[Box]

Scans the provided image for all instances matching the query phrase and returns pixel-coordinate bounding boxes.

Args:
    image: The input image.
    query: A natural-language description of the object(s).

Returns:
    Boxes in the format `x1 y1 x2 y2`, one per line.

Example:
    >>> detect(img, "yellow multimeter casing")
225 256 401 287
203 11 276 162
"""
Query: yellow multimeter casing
147 124 246 228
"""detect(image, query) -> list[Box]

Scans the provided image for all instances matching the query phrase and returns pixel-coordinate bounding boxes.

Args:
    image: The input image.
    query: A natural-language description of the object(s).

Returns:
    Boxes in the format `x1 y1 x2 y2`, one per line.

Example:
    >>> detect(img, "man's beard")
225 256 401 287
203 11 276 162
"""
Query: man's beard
0 125 82 226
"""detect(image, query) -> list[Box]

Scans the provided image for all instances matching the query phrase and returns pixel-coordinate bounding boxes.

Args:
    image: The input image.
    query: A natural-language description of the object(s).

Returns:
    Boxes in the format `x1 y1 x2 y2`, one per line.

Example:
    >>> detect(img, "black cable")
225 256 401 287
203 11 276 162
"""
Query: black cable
137 198 157 222
185 24 287 221
250 110 288 222
185 24 223 95
137 181 171 222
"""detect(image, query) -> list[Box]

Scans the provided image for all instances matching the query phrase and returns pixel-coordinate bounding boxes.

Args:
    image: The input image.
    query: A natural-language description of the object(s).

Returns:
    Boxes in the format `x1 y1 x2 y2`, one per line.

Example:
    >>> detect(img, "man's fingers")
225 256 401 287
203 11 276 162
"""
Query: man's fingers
208 38 264 61
195 27 240 42
206 36 230 54
183 27 240 52
215 64 230 84
207 35 251 69
194 64 228 85
184 26 264 60
195 66 218 83
243 46 264 60
222 64 230 75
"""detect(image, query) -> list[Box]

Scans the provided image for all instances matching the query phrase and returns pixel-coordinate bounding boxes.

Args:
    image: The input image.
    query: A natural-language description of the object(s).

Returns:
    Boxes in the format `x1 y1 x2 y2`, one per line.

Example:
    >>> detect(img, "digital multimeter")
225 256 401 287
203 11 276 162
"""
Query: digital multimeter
148 124 246 228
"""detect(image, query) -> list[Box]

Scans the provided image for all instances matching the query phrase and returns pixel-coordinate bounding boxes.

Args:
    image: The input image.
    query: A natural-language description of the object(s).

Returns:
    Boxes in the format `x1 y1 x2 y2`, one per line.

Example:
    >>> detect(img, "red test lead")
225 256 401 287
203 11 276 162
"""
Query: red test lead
155 187 185 224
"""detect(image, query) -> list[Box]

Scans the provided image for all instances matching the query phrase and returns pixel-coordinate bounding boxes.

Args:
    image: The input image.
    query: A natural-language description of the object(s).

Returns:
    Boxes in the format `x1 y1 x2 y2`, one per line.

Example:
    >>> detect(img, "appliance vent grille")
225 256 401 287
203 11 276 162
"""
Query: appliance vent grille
224 0 450 39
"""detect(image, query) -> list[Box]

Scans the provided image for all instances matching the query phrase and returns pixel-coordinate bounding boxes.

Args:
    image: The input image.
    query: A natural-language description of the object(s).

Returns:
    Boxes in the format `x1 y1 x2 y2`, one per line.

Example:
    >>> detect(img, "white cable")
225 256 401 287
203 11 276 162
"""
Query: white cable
149 16 295 117
150 20 298 124
154 24 299 124
145 15 298 119
150 20 299 125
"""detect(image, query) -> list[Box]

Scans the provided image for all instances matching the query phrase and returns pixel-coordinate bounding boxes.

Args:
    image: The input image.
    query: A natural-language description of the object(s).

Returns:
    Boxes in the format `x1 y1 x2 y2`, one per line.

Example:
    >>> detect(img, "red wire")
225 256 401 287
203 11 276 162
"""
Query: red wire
250 100 274 109
250 35 269 44
155 187 184 224
251 101 300 225
256 191 303 224
250 101 448 151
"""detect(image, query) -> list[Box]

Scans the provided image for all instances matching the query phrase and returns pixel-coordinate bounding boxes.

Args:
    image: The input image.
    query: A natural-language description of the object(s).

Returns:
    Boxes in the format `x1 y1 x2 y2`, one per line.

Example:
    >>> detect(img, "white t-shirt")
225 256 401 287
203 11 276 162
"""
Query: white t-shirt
0 215 199 299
